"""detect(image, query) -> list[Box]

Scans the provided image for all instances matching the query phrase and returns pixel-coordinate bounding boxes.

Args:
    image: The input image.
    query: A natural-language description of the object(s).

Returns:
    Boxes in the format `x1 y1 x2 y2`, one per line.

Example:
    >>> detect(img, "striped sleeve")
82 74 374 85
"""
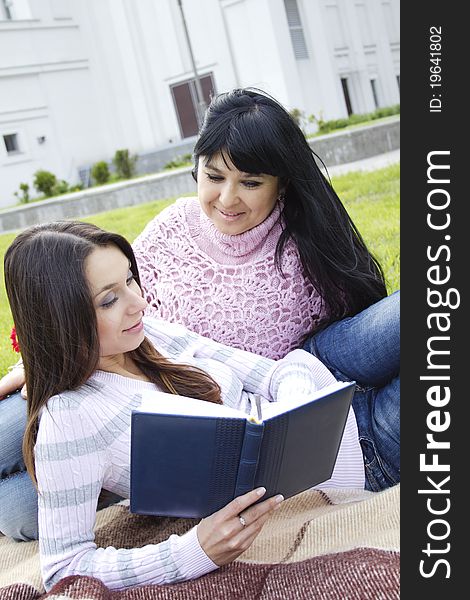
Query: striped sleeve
143 317 338 402
35 393 217 591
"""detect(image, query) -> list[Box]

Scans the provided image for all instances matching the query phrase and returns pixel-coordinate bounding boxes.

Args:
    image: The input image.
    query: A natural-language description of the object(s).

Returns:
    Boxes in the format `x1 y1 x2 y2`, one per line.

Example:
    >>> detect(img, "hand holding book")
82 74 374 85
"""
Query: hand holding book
197 486 284 566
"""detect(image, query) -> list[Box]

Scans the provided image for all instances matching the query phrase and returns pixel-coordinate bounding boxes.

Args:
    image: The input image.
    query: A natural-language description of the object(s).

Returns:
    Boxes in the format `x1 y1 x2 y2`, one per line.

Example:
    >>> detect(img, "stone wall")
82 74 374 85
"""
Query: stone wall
0 117 399 234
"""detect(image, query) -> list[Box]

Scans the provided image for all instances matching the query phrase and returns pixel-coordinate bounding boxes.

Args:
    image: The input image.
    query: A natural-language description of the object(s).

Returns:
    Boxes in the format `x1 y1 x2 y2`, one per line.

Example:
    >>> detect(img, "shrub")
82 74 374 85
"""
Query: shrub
289 108 304 128
374 104 400 118
315 104 400 134
91 161 110 185
289 108 315 134
163 153 193 170
53 179 69 195
317 117 350 134
112 149 137 180
33 170 57 197
14 182 31 204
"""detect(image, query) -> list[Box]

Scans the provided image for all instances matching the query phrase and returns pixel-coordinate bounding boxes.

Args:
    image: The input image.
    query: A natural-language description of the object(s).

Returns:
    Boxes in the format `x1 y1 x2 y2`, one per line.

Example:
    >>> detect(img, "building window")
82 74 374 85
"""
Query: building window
171 73 215 139
370 79 379 109
283 0 309 60
3 133 20 154
341 78 353 116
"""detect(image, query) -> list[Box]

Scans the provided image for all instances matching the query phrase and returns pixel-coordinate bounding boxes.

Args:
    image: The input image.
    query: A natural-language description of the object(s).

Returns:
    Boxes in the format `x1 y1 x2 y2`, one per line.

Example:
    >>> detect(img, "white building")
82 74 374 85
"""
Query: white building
0 0 400 208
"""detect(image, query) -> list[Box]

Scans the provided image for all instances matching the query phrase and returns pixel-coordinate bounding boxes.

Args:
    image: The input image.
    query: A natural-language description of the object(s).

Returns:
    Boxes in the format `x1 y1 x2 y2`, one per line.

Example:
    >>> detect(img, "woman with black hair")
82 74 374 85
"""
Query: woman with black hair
133 88 400 492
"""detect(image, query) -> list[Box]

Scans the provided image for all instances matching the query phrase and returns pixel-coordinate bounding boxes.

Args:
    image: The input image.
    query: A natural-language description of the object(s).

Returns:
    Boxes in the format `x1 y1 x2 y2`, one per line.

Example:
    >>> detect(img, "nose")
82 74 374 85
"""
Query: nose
128 286 148 313
218 182 238 208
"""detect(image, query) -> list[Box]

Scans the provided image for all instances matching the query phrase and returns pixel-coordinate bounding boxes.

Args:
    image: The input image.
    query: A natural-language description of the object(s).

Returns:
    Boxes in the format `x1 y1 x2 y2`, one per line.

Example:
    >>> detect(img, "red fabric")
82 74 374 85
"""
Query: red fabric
0 549 399 600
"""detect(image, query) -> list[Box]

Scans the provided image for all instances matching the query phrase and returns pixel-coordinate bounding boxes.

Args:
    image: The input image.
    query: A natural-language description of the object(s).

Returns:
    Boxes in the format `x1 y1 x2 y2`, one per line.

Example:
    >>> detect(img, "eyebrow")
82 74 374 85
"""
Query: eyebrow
94 282 118 298
204 161 262 177
93 262 132 298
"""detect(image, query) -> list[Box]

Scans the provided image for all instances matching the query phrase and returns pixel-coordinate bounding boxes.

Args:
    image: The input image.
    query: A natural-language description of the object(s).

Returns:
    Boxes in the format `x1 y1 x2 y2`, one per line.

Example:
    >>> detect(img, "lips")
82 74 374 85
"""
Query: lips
123 320 143 333
217 207 245 218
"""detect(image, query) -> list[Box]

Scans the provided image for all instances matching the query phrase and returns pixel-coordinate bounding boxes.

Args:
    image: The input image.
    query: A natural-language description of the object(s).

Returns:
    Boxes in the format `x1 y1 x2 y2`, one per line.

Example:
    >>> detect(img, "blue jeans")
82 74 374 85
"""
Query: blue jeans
304 291 400 491
0 392 38 541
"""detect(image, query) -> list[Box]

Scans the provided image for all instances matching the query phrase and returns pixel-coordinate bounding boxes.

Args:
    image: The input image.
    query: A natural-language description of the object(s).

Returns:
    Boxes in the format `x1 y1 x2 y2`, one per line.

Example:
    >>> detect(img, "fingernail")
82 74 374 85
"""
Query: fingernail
275 494 284 503
256 487 266 496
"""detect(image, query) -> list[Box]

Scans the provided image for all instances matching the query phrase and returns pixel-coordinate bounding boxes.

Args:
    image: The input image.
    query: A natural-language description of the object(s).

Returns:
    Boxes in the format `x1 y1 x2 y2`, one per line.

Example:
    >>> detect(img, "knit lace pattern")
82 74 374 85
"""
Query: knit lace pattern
133 197 328 360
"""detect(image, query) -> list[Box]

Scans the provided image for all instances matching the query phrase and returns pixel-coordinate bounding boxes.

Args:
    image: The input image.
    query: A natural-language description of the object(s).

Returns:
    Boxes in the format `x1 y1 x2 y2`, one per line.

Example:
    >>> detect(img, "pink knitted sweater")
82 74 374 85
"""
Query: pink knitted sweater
133 197 329 360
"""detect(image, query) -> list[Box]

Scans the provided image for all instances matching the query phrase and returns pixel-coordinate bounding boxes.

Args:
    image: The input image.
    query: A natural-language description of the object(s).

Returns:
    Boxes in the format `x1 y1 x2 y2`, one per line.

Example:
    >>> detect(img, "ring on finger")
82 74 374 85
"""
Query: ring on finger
239 515 247 528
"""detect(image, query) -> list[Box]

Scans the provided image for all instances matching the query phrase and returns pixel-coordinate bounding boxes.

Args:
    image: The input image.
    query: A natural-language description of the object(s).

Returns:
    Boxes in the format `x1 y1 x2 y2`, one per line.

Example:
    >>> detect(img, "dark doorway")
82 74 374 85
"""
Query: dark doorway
171 73 215 138
340 77 353 116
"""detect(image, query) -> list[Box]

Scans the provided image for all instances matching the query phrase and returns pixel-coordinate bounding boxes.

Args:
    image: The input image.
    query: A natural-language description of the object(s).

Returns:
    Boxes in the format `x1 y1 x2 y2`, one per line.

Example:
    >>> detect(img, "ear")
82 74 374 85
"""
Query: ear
279 178 289 195
192 156 200 183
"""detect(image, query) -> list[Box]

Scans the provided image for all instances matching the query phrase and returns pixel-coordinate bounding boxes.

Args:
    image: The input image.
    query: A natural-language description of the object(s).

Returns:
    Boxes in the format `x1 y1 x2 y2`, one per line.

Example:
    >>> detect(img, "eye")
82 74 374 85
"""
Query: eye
242 180 262 188
206 173 224 182
126 270 134 285
101 294 118 309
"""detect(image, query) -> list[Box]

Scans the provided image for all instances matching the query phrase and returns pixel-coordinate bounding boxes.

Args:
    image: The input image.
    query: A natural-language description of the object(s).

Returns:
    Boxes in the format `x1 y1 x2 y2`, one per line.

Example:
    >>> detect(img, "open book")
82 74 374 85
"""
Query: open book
130 380 355 518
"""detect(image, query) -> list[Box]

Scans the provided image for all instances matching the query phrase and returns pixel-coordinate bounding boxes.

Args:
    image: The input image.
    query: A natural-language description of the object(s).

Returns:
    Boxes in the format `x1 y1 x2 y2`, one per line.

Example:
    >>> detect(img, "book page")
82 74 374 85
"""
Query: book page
138 390 247 419
261 380 354 420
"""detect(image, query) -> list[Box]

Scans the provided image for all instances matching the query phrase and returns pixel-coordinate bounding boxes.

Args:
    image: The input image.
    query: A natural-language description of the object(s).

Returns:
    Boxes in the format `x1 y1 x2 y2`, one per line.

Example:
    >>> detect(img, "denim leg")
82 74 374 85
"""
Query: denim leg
1 392 28 476
305 291 400 387
0 469 38 541
0 392 121 540
303 291 400 490
352 377 400 491
0 392 39 540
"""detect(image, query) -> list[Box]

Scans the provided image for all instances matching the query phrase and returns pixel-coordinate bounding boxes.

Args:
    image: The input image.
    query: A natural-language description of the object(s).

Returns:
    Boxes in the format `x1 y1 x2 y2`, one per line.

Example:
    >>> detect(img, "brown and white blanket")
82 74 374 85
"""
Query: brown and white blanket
0 484 399 599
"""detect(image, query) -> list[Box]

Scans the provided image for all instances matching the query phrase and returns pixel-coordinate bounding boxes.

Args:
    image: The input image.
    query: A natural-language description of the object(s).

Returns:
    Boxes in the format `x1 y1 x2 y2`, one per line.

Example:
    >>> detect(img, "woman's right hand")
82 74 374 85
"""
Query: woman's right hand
0 367 26 401
197 487 283 566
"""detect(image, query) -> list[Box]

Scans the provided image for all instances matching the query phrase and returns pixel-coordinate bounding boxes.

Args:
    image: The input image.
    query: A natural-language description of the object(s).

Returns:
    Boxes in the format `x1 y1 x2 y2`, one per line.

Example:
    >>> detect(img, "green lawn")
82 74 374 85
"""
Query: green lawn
0 163 399 373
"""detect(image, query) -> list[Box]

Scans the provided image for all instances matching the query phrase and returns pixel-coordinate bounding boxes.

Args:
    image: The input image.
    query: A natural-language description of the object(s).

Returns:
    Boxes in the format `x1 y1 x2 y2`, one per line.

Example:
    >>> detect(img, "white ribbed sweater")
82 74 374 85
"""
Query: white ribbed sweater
35 317 364 592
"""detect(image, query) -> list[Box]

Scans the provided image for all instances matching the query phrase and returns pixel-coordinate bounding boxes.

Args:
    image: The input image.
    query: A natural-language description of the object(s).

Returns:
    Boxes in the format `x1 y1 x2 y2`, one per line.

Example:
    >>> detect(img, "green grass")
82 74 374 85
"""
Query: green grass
0 164 399 374
331 162 400 293
82 198 175 242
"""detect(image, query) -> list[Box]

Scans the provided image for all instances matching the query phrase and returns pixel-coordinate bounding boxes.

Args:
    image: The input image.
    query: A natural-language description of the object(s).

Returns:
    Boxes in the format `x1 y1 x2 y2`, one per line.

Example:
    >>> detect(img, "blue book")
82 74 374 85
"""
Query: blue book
130 380 355 518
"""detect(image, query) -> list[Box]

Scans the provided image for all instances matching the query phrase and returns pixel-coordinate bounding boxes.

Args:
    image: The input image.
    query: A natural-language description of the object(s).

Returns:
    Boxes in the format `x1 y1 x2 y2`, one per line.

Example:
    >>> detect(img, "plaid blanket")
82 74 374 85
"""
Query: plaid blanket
0 484 399 599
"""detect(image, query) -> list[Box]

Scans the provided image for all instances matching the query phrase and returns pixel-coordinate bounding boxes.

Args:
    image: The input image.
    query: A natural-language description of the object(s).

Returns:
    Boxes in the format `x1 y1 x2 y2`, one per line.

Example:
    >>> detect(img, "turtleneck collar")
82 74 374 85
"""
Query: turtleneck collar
198 201 283 258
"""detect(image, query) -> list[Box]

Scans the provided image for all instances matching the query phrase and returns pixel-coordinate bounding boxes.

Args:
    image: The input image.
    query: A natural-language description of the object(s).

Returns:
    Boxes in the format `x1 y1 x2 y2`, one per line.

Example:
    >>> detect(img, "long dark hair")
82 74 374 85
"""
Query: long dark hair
193 88 387 323
4 221 221 483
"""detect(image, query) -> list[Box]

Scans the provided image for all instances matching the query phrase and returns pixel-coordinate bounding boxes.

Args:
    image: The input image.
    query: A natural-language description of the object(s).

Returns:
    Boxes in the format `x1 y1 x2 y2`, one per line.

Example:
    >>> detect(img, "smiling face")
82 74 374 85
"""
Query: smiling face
85 244 147 369
197 153 281 235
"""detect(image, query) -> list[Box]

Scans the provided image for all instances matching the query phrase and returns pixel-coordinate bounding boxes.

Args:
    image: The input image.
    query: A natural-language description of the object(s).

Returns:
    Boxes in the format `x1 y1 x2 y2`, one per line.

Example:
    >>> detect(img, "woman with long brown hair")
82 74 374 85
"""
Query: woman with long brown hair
0 220 354 592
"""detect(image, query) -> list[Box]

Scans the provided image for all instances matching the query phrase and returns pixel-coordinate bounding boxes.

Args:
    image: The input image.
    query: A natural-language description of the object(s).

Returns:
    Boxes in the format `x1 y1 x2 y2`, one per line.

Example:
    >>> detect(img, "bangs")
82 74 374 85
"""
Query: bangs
195 109 287 177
